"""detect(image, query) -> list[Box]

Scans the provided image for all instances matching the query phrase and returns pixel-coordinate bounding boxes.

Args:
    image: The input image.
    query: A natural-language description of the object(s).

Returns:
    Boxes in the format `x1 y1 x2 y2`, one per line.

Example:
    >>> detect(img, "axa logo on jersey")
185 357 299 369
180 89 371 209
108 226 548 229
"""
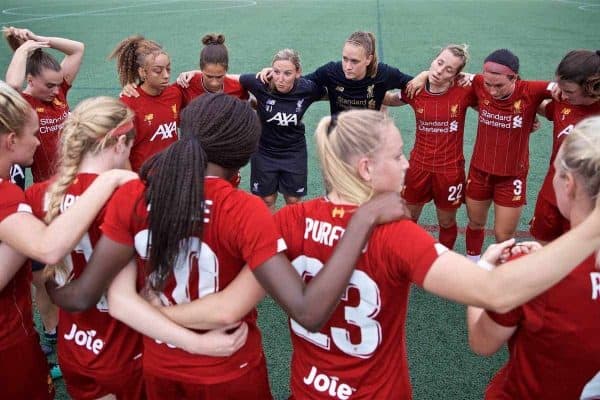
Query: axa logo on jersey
150 122 177 141
303 366 356 399
267 112 298 126
63 323 104 355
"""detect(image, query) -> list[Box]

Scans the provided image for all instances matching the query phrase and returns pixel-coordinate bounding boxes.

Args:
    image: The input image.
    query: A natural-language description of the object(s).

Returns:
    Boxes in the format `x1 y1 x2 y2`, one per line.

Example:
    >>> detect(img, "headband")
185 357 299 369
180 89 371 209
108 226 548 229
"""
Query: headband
483 61 516 76
107 120 134 138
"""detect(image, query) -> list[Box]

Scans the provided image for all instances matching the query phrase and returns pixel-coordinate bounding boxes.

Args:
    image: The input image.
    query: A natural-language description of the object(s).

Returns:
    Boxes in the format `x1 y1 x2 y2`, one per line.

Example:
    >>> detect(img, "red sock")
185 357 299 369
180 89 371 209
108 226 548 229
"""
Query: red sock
466 226 485 256
439 224 458 250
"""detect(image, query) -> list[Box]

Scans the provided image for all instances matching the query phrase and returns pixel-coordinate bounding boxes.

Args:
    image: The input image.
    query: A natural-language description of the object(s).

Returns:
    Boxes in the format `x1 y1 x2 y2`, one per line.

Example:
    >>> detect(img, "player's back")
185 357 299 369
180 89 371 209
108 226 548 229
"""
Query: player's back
276 198 441 399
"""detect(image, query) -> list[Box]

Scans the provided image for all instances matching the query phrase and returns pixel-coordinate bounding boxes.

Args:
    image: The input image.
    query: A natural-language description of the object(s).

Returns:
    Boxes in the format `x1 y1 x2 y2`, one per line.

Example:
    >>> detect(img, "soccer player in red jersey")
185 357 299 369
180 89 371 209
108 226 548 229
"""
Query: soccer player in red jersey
147 109 600 399
24 97 147 399
468 116 600 400
109 35 182 172
176 33 249 103
384 44 476 249
46 94 408 399
4 26 83 182
464 49 553 261
0 81 136 400
4 26 85 347
530 49 600 243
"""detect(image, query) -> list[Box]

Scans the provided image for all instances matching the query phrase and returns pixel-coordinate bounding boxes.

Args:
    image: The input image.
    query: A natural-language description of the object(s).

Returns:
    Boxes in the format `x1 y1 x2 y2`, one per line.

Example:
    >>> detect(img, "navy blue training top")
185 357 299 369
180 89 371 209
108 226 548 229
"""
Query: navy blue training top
240 74 325 157
304 61 413 115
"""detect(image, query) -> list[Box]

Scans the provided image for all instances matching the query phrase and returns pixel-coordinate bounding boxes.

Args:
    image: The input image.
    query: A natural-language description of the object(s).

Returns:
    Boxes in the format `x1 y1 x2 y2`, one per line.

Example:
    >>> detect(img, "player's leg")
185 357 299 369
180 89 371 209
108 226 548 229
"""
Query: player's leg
492 174 527 242
280 148 307 207
436 207 459 249
262 193 278 212
465 167 493 261
32 262 58 349
432 169 465 250
493 203 523 242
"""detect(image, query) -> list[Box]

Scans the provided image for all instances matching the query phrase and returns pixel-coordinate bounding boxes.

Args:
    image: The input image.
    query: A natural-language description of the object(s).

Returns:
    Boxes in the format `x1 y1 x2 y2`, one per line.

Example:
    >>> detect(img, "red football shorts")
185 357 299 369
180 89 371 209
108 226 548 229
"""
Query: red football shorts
403 167 465 210
144 355 273 400
60 356 145 400
0 333 54 400
466 166 527 207
529 195 570 242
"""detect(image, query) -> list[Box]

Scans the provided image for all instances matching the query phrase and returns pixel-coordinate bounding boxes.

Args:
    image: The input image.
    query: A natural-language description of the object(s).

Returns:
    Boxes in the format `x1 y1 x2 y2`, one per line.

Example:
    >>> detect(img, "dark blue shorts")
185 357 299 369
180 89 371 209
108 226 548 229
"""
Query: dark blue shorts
250 149 307 197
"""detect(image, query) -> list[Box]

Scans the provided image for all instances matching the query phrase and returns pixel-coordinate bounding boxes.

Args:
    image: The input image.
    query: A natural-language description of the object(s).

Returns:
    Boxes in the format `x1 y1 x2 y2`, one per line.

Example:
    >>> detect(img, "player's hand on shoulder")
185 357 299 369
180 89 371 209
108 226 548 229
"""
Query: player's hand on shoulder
256 67 273 84
405 70 428 99
176 70 198 88
120 82 139 98
551 83 562 102
358 191 411 226
456 72 474 87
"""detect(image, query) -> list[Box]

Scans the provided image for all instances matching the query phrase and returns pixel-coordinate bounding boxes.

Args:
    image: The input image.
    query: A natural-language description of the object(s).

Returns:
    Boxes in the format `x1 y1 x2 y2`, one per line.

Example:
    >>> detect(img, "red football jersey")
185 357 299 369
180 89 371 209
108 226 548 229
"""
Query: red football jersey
485 256 600 400
0 179 35 349
537 100 600 205
25 174 142 377
401 84 476 172
275 198 443 399
179 73 249 107
101 177 283 384
22 80 71 182
121 84 182 172
470 75 552 176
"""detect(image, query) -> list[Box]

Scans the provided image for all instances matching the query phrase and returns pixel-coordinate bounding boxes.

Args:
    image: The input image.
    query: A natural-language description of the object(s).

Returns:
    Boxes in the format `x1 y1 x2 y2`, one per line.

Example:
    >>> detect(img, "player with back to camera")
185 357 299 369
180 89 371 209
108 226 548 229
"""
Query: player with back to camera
468 116 600 400
45 93 408 399
0 81 137 400
141 108 600 399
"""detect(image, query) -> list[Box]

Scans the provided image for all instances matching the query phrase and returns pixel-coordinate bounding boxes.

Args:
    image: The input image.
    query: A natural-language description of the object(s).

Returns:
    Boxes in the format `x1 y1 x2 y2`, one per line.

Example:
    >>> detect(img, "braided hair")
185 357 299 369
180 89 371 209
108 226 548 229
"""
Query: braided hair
42 97 134 283
108 35 165 87
141 93 260 289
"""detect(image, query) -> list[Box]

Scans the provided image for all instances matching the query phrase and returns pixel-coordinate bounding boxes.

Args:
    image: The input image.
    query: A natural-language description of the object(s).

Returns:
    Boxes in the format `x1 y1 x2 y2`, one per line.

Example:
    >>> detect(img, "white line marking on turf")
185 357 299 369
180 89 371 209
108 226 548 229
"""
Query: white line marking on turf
552 0 600 11
0 0 256 24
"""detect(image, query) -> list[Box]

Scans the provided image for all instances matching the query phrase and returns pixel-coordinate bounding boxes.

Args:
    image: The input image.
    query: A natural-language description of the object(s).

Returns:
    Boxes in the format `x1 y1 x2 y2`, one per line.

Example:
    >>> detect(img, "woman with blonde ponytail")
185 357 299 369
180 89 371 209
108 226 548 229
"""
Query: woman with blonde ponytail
0 81 135 399
468 116 600 399
25 97 147 399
